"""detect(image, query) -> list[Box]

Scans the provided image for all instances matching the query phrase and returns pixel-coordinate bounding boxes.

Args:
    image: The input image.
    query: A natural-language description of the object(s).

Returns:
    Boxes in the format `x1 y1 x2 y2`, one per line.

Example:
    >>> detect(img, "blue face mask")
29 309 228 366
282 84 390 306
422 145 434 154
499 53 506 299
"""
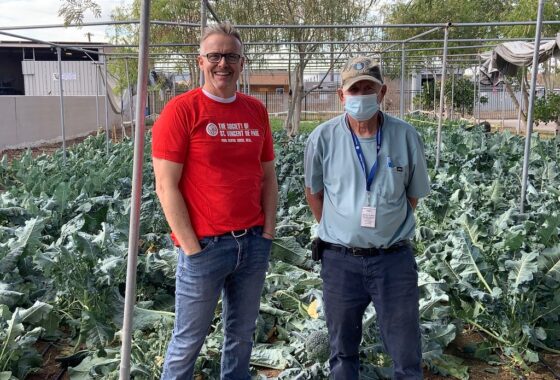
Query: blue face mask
344 94 379 121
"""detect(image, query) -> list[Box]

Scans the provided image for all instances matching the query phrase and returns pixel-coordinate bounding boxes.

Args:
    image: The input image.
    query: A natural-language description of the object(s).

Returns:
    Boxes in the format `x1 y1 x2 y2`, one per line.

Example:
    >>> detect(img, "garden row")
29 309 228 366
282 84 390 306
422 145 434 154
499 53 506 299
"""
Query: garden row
0 118 559 379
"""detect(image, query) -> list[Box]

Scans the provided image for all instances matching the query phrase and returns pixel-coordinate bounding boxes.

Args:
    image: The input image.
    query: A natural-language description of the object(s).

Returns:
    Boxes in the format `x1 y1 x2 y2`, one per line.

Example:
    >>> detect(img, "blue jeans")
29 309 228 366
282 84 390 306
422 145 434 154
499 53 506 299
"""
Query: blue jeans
320 243 422 380
161 228 272 380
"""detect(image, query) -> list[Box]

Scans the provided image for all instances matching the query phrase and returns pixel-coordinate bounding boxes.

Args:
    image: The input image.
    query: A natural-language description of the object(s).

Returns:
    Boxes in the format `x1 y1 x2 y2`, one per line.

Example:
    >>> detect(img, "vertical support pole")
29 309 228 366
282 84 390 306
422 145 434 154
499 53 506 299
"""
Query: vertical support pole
450 66 455 120
380 54 386 111
244 64 249 94
433 72 437 117
517 67 525 134
246 64 250 94
95 63 100 128
119 0 151 378
435 24 450 169
472 63 477 121
400 42 406 118
501 77 505 129
477 56 481 123
103 55 110 154
56 47 66 164
520 0 545 212
200 0 207 87
125 58 134 138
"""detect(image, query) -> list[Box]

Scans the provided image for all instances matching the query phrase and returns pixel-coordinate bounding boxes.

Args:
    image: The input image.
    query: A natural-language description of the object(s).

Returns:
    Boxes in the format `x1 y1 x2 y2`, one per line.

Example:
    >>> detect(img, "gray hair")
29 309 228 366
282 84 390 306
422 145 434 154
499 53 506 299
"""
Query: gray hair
200 21 244 54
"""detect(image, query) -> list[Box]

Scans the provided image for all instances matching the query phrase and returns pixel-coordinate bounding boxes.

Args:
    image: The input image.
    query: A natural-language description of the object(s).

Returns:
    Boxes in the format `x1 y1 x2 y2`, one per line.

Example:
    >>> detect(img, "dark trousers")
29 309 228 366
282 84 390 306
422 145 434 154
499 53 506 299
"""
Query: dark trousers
320 244 423 380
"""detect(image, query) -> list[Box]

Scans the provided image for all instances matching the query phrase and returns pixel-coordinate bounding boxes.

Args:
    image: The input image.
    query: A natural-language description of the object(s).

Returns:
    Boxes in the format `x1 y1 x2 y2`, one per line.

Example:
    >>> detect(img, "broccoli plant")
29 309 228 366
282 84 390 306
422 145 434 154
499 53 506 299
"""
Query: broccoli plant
305 330 330 363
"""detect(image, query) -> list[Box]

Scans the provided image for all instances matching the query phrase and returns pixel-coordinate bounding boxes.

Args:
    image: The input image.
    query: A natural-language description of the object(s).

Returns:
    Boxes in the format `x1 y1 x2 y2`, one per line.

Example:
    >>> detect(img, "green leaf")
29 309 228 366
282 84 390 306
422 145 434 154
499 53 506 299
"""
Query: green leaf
538 244 560 287
250 344 294 370
67 351 120 380
0 284 23 308
538 215 560 245
271 236 313 269
505 251 539 293
18 301 53 325
0 218 45 273
425 354 469 380
0 371 15 380
80 310 115 349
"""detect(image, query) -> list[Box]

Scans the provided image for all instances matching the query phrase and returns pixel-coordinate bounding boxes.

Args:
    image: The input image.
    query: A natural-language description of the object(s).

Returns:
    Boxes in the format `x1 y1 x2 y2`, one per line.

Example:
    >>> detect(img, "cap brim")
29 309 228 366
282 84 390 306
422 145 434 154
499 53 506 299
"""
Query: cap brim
342 75 383 91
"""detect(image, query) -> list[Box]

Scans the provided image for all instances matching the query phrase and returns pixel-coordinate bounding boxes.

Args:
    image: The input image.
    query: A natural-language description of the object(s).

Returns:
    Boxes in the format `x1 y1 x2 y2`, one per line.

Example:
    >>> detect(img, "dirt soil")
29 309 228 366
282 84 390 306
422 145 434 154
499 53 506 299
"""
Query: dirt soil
1 126 132 164
29 328 560 379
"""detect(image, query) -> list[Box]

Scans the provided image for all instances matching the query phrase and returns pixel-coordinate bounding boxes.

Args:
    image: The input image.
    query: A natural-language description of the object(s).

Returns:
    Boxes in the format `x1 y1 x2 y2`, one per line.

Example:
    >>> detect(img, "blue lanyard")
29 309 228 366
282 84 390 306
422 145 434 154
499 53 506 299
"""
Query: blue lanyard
349 123 382 192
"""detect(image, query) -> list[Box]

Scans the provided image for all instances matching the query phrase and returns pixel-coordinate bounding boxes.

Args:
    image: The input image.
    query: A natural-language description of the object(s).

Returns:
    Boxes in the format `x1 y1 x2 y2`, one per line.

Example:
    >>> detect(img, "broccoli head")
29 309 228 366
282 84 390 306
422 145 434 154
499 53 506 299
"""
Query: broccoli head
305 330 330 362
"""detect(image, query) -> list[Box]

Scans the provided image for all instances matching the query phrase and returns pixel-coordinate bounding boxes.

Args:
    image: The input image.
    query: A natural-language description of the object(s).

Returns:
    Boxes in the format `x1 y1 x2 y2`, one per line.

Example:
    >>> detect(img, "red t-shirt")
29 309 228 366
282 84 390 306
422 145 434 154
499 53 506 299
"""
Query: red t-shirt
151 88 275 241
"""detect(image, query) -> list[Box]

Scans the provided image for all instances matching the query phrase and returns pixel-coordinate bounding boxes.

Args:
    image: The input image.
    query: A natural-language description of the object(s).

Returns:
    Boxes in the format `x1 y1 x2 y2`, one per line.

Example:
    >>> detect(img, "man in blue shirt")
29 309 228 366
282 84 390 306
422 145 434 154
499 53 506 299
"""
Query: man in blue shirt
304 56 430 380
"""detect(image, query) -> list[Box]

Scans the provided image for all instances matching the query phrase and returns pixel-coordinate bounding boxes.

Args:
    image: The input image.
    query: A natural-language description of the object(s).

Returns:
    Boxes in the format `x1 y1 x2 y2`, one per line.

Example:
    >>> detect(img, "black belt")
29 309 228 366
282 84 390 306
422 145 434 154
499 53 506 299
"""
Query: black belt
323 240 410 257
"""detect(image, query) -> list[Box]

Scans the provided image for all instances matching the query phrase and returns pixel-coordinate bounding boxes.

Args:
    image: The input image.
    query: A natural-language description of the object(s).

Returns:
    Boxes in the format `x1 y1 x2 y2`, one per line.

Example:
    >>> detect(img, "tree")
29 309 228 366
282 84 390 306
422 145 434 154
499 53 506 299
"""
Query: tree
444 76 475 117
381 0 560 126
534 92 560 124
415 76 477 117
215 0 376 136
110 0 202 91
58 0 101 25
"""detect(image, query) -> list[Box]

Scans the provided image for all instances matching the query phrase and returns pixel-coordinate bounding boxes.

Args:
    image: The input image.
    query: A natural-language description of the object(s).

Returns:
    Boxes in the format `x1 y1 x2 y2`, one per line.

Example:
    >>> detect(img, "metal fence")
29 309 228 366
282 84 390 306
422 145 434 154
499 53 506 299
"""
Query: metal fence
146 87 551 122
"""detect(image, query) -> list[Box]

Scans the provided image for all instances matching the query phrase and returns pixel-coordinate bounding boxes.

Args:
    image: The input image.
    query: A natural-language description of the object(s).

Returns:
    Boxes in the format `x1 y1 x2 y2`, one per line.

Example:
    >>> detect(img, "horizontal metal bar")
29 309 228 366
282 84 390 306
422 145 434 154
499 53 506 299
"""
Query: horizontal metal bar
0 30 105 57
1 19 559 32
3 37 554 49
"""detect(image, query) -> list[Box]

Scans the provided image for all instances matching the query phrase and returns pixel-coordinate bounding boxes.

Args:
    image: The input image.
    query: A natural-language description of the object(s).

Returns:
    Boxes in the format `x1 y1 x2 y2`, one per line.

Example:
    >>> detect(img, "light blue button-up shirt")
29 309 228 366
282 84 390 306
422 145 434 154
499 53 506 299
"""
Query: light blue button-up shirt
304 113 430 248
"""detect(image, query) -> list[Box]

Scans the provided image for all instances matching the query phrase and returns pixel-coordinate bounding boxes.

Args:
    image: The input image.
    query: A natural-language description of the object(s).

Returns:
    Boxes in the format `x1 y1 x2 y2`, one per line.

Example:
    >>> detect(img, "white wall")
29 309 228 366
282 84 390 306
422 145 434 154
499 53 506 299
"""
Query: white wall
0 95 120 150
22 61 103 96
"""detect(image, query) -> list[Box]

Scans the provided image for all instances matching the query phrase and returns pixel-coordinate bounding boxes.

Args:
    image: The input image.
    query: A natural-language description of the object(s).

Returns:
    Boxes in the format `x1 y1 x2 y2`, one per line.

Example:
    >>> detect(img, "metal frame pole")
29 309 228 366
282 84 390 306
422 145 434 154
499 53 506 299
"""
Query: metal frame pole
450 66 455 120
125 58 134 138
400 42 406 118
380 53 386 111
477 56 481 123
472 64 477 121
517 67 525 134
56 47 66 163
435 24 450 168
103 56 110 154
520 0 546 212
246 63 250 94
199 0 207 87
3 19 560 31
119 0 150 378
501 77 505 129
95 63 100 128
433 68 437 117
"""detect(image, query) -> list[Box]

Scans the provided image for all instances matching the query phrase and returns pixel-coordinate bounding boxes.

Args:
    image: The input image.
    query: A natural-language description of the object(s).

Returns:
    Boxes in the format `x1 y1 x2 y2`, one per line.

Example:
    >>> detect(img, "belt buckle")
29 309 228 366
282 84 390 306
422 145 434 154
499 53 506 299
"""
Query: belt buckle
231 229 248 238
350 247 364 257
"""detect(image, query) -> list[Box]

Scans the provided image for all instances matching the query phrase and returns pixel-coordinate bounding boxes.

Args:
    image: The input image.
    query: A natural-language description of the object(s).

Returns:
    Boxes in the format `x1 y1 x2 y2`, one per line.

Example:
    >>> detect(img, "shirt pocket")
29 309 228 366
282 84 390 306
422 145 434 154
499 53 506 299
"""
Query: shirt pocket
379 163 407 202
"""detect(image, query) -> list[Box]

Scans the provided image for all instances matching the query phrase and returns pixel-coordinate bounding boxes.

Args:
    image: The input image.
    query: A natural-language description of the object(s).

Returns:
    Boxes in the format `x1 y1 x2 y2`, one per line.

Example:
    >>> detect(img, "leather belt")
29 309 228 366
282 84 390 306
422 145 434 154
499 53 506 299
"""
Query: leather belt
322 240 410 257
214 226 263 239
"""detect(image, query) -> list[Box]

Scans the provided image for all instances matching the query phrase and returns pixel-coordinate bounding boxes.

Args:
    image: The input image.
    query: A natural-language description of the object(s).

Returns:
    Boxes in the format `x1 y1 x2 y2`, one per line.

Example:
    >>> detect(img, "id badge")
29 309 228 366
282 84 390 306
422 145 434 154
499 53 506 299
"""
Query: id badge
361 206 376 228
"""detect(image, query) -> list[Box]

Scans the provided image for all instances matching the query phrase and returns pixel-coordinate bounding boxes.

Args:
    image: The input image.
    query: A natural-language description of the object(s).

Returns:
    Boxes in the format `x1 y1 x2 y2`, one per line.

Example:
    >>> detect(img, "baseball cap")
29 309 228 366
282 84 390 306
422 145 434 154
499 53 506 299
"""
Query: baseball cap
341 56 384 90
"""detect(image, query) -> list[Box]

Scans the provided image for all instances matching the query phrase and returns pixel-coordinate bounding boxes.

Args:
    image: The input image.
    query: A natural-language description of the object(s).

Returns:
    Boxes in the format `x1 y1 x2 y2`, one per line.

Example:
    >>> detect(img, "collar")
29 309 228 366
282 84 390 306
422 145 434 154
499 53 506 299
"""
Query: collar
202 88 237 103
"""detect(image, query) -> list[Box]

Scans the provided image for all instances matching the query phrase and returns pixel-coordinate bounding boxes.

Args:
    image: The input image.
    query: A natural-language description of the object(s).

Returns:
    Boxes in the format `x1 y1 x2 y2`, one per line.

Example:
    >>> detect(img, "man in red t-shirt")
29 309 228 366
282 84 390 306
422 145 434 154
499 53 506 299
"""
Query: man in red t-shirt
152 22 278 380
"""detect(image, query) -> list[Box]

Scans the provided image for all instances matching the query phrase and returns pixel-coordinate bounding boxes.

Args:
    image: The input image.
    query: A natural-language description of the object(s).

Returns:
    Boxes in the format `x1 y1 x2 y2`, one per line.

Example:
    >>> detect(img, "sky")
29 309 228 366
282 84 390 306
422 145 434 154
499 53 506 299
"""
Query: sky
0 0 130 43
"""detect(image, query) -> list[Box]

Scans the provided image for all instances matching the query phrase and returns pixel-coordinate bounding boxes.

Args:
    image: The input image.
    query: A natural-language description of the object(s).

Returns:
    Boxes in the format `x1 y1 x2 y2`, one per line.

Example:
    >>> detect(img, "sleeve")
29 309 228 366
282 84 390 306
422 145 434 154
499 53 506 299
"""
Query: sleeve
406 130 431 199
151 99 190 163
260 104 275 162
304 133 324 194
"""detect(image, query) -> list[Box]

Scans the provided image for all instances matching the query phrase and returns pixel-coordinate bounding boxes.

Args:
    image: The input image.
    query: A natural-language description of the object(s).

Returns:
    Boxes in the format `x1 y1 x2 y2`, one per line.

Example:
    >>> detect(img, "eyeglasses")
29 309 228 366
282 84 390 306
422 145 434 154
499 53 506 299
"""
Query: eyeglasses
203 53 242 64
